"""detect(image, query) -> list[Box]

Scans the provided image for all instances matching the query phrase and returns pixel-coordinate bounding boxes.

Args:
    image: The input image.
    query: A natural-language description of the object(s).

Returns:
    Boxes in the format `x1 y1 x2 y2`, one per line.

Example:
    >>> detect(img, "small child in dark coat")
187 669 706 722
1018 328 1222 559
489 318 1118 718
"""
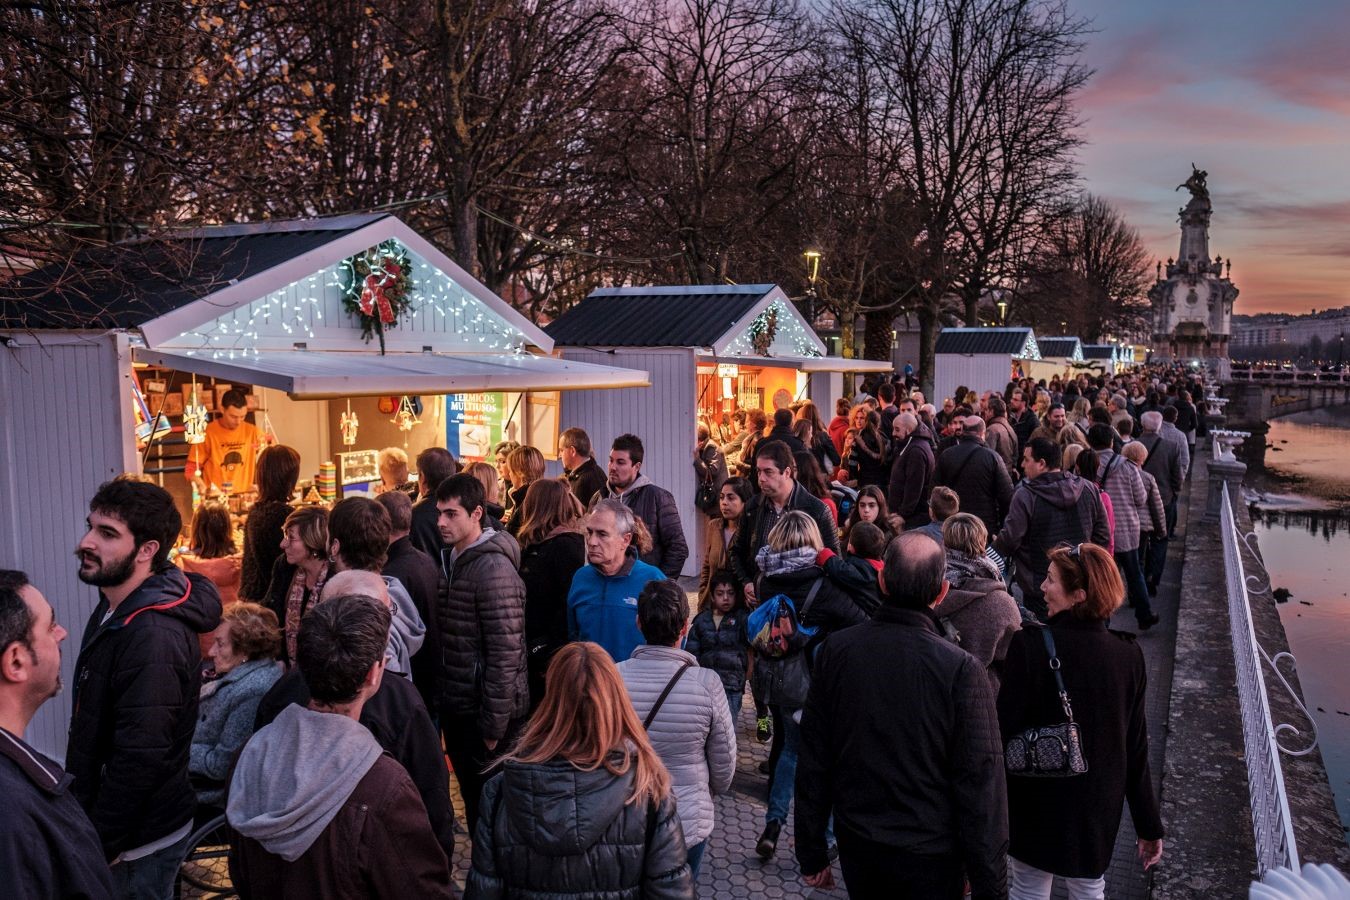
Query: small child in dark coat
684 571 750 720
815 521 885 616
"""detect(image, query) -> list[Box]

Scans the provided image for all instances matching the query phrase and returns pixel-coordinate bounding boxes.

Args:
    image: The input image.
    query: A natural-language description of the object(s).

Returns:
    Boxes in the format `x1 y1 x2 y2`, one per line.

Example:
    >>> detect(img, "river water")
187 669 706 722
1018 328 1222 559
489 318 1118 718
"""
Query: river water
1240 406 1350 830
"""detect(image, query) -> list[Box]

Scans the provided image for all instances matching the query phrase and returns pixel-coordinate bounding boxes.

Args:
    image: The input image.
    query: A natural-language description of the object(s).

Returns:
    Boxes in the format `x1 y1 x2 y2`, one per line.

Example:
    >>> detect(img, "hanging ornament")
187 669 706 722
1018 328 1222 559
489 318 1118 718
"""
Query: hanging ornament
131 382 172 447
340 399 360 446
183 379 209 444
392 395 421 433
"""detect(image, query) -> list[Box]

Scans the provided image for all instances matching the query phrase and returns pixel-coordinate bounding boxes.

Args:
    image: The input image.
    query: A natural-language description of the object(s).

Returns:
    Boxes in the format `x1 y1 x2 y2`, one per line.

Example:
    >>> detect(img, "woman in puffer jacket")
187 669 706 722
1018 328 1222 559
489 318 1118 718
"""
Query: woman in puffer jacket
934 513 1022 692
466 642 693 900
749 510 868 861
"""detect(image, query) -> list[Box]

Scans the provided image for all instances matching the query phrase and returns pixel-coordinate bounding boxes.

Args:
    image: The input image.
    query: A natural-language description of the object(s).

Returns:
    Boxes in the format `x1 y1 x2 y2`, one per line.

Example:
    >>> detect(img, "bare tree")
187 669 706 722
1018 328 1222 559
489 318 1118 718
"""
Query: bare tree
838 0 1089 392
427 0 626 287
603 0 814 283
1016 194 1152 341
0 0 282 283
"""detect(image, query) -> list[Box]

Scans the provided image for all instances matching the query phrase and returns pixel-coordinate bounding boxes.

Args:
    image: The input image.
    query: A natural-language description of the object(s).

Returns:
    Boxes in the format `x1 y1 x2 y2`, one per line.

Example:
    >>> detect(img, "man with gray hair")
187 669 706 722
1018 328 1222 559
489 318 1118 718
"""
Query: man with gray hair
568 499 666 662
795 534 1007 897
934 415 1013 536
1136 410 1183 592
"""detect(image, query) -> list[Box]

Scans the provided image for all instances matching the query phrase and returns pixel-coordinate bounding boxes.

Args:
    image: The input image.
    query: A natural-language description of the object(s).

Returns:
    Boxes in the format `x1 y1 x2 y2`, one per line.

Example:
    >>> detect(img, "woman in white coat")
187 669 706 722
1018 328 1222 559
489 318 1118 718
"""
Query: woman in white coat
617 579 737 883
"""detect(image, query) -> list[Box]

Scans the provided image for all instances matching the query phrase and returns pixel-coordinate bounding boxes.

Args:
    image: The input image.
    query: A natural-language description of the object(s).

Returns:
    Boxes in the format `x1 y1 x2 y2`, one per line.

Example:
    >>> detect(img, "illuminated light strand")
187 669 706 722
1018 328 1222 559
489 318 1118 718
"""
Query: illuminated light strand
171 241 532 358
723 299 823 359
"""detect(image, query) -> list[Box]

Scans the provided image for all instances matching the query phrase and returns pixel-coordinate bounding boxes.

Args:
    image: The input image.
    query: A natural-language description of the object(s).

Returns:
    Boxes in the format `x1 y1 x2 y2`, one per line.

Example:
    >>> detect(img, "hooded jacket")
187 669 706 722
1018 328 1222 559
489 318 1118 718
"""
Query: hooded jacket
887 428 936 527
994 471 1110 600
617 645 737 845
466 757 693 900
437 529 530 739
1095 449 1148 552
67 566 222 860
935 551 1022 693
383 575 425 678
595 474 689 577
228 705 453 899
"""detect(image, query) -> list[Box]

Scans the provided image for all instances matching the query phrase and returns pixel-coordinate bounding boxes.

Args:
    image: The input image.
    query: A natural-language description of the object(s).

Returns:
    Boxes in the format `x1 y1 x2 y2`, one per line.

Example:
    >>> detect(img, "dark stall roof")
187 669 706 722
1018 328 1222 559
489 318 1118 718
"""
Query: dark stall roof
545 284 775 347
1081 344 1118 360
934 327 1035 356
0 214 387 330
1037 337 1082 357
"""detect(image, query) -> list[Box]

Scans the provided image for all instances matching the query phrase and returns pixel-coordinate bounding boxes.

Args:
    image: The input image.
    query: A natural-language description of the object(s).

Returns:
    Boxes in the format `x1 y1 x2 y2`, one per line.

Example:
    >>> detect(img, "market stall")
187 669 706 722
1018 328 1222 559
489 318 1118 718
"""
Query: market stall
0 212 648 759
1025 336 1085 383
545 283 891 576
933 326 1041 403
1082 343 1126 374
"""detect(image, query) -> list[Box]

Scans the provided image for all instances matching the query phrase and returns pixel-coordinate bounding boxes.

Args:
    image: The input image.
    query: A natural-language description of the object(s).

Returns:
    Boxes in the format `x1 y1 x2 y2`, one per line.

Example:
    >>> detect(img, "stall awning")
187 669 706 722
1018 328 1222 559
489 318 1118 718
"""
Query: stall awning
134 348 651 399
697 354 893 374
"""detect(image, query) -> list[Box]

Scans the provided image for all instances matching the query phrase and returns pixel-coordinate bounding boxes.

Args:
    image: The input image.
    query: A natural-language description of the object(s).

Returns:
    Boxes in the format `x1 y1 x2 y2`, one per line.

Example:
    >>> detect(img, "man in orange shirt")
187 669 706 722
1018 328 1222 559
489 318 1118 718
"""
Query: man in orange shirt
186 389 267 496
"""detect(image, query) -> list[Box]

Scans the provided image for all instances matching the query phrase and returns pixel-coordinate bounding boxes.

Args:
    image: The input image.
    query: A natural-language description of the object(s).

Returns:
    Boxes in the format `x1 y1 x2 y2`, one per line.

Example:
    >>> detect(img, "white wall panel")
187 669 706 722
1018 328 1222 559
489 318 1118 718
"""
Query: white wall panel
935 356 1013 408
559 348 699 577
0 332 138 761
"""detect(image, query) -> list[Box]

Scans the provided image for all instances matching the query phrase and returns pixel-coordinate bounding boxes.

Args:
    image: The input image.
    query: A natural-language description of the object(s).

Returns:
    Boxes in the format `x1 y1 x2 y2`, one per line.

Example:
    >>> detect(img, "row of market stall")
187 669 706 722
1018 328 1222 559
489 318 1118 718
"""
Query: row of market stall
0 213 887 759
933 327 1136 404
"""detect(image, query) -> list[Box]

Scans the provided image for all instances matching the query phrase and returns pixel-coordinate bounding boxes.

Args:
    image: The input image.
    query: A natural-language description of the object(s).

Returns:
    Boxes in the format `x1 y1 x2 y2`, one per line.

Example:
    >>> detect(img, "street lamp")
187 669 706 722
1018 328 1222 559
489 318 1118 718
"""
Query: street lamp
803 248 822 324
996 298 1008 325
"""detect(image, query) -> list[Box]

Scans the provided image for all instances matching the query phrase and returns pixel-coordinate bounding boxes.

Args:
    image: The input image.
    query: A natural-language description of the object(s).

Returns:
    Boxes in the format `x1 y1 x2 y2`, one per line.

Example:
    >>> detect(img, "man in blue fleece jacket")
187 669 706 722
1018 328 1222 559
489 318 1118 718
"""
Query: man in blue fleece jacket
567 499 666 662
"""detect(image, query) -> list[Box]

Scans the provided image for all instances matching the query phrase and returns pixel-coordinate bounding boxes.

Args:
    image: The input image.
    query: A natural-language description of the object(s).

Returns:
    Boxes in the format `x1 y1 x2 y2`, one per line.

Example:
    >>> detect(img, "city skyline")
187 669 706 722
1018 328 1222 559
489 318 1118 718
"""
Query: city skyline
1073 0 1349 316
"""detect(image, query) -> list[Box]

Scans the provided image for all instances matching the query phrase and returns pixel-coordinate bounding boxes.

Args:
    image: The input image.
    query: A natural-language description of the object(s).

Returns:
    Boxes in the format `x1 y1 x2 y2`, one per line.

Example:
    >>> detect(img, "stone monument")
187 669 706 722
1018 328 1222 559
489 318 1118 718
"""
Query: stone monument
1147 165 1240 377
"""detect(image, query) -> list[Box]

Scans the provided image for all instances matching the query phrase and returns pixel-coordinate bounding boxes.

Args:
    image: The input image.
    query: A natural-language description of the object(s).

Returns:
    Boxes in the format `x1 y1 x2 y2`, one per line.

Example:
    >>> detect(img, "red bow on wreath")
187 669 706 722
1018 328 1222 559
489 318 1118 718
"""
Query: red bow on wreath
359 259 402 325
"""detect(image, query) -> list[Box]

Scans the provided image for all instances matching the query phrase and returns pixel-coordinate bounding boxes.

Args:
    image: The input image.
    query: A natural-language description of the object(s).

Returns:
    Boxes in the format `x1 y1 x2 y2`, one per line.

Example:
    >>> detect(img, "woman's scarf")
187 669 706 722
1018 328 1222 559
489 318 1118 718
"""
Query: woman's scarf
755 545 818 577
943 548 1000 589
285 561 328 665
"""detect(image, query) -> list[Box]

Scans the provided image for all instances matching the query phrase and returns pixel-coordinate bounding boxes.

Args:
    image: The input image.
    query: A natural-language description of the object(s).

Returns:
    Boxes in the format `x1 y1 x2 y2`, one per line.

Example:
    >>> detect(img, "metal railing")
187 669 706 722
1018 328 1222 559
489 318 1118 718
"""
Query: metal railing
1219 482 1319 876
1228 368 1350 383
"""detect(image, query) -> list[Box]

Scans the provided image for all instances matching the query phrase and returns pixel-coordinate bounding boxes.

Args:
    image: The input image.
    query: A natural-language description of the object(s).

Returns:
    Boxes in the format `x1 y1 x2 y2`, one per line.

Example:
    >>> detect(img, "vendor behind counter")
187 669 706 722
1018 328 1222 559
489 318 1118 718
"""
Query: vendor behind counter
186 388 270 497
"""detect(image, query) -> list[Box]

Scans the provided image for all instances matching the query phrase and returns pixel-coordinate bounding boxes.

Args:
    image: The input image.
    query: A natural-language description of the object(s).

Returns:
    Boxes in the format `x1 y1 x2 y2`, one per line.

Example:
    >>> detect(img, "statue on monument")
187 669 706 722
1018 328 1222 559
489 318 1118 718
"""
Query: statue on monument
1176 164 1209 202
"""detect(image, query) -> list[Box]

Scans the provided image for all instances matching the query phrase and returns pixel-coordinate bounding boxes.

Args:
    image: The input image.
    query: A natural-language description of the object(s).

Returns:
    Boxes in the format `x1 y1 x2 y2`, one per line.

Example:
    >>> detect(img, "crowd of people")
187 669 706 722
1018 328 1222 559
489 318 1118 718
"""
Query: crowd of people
0 362 1210 899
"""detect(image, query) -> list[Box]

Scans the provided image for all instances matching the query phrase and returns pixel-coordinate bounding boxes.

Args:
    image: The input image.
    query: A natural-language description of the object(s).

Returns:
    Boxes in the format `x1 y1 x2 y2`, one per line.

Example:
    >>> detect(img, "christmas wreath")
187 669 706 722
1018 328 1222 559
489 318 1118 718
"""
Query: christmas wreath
339 240 415 354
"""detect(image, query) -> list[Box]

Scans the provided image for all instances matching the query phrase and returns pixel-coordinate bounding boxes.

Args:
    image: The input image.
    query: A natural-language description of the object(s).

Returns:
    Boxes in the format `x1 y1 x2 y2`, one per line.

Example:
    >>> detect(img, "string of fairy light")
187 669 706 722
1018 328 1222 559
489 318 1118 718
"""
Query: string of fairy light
722 299 823 359
177 240 529 359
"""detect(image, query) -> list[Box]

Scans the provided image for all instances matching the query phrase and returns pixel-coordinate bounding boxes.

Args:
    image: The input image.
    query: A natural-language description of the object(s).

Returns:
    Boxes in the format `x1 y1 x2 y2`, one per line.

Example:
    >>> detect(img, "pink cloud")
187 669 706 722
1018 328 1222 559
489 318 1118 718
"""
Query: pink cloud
1242 13 1350 114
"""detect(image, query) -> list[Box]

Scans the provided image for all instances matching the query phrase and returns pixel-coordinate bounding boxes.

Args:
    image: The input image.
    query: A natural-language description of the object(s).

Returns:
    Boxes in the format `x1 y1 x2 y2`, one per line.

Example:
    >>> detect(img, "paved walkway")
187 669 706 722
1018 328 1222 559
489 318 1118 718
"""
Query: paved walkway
444 493 1189 898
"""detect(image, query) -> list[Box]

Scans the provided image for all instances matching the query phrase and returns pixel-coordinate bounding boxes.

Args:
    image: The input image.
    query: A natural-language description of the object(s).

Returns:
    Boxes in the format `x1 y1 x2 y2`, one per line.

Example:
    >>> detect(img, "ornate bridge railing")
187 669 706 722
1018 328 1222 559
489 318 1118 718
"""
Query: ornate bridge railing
1219 482 1320 876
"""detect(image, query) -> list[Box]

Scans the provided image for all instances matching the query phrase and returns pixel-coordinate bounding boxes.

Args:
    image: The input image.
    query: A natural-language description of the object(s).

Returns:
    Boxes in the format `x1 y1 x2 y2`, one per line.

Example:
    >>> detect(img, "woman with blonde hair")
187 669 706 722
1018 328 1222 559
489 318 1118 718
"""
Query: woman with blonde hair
375 446 414 496
464 460 506 529
999 543 1163 897
504 445 547 535
749 510 868 860
517 478 587 706
934 513 1020 690
467 642 693 899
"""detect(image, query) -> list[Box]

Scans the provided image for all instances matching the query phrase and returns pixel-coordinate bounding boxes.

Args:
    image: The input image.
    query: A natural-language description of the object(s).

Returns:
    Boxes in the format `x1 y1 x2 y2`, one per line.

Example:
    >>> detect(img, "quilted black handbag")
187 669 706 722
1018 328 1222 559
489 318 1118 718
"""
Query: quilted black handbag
1004 627 1088 777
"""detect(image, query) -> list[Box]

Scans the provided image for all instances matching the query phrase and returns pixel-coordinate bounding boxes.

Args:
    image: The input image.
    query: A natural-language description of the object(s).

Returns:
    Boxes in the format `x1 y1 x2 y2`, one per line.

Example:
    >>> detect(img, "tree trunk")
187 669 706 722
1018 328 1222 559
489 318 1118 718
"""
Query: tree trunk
839 314 856 359
964 292 982 327
918 302 939 400
447 178 479 280
863 308 894 361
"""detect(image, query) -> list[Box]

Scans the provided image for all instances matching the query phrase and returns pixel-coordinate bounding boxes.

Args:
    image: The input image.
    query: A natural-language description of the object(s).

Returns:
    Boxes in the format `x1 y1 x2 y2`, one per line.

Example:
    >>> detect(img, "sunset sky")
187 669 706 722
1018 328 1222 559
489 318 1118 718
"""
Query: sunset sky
1073 0 1350 315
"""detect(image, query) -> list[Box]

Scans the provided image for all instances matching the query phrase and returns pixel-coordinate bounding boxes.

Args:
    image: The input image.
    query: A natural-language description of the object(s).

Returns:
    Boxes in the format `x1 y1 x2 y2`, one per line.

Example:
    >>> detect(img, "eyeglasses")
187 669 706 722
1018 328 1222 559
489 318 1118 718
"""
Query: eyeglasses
1068 543 1082 560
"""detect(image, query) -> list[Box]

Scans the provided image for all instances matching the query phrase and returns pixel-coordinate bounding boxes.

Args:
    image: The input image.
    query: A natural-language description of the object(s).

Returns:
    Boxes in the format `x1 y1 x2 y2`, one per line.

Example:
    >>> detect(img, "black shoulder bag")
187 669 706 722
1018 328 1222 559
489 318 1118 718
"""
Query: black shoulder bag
643 662 694 729
1004 628 1088 777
